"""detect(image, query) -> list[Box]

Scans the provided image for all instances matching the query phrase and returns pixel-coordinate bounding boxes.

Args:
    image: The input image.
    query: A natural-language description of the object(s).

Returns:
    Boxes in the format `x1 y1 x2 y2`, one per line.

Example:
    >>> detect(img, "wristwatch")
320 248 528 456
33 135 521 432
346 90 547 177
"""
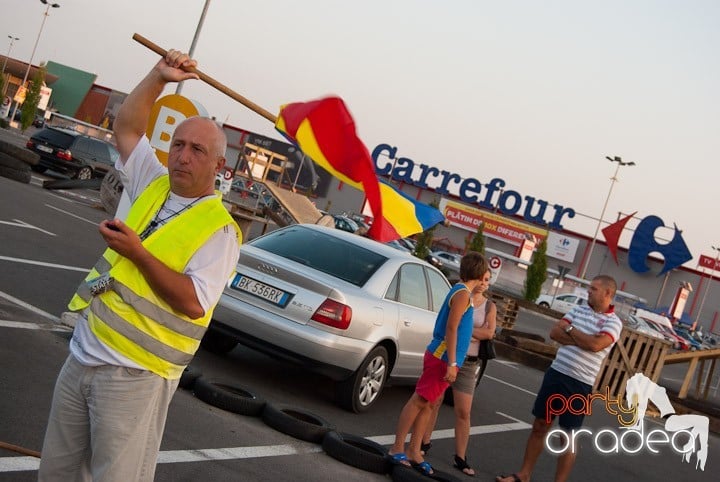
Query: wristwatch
564 325 574 334
450 362 458 367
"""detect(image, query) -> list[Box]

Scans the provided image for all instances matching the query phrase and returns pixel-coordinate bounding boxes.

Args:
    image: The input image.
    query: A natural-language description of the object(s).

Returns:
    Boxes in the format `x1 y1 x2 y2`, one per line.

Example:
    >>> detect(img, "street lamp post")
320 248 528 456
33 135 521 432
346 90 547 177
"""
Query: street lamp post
579 156 636 279
176 0 211 95
694 245 720 329
9 0 60 124
1 35 20 77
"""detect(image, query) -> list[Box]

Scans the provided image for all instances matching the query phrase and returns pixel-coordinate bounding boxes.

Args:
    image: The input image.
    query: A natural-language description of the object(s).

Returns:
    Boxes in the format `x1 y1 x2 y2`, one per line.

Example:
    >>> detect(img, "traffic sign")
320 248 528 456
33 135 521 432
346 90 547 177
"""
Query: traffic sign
489 256 502 285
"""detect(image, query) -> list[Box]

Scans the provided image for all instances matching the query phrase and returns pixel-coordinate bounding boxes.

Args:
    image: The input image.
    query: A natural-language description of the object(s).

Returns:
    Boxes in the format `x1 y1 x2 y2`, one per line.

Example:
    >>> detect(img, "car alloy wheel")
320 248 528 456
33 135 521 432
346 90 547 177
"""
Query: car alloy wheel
75 166 93 180
336 346 388 413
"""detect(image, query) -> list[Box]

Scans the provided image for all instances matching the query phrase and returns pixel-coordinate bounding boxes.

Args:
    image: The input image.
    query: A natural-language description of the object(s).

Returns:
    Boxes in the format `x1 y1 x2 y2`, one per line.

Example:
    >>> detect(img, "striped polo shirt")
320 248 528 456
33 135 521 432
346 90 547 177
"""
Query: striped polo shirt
550 304 623 386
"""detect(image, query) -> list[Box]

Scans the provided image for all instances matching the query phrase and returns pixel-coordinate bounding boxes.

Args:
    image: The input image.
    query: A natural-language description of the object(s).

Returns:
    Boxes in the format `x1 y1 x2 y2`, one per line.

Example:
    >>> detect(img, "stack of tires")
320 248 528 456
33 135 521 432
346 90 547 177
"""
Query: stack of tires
0 140 39 184
179 365 461 481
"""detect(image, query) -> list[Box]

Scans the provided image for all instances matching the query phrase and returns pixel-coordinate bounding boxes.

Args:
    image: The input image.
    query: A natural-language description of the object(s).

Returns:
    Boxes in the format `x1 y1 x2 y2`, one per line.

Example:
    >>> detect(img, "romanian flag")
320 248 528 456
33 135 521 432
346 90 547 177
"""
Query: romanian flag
275 96 444 242
377 179 446 240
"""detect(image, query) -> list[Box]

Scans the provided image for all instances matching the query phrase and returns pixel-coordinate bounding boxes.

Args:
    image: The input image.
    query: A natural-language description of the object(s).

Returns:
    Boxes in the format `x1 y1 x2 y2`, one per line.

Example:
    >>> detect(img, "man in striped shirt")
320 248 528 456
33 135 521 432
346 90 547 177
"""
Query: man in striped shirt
497 275 622 482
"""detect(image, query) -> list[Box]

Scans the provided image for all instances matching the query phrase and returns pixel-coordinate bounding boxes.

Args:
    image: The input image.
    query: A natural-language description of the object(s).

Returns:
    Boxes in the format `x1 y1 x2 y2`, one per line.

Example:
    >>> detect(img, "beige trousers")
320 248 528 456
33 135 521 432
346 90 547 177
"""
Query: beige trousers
38 355 179 482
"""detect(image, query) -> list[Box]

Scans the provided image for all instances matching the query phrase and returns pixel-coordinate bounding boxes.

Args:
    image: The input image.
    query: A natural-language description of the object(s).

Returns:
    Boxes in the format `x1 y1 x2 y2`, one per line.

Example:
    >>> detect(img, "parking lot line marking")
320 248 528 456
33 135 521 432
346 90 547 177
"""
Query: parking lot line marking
485 375 537 397
157 442 323 464
0 319 71 332
494 360 520 369
0 255 90 273
0 443 324 473
366 420 532 446
0 219 55 236
0 290 60 323
45 204 99 226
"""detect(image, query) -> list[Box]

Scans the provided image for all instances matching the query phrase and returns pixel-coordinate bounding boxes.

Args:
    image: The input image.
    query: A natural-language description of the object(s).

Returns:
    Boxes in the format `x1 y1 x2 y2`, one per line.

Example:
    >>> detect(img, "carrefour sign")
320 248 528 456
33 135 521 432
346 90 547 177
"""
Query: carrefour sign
372 144 576 230
373 144 693 274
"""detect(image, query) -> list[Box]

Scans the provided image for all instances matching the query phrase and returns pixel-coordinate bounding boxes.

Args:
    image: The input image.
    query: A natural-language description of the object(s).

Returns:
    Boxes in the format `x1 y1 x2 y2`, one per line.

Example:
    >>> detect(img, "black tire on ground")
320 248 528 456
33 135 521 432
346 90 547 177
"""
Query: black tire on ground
178 365 202 390
30 165 47 173
261 404 334 443
0 164 31 184
336 345 389 413
391 464 462 482
200 327 238 354
538 302 550 308
193 377 266 417
0 140 39 165
42 178 102 190
0 152 32 170
322 431 391 475
74 166 93 180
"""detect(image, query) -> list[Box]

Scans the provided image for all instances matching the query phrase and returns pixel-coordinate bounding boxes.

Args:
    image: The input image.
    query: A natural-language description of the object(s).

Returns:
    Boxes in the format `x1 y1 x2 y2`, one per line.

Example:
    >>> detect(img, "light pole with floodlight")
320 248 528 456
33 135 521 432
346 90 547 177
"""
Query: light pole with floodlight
579 156 636 279
1 35 20 77
9 0 60 125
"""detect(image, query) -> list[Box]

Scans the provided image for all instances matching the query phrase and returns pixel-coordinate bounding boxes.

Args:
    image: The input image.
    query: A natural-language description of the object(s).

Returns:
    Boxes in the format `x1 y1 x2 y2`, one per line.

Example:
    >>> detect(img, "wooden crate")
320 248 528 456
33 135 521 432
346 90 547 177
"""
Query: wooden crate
489 292 520 329
594 327 671 399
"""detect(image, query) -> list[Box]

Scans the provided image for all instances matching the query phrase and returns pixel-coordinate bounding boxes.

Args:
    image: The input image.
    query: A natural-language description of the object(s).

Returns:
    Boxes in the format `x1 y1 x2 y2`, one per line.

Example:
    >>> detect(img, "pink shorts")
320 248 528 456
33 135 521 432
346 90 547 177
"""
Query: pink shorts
415 351 450 402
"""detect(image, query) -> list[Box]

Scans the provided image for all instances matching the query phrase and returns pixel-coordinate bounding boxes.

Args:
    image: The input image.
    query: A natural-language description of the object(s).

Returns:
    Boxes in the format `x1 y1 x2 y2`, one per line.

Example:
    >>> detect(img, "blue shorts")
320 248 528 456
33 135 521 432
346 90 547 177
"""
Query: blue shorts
532 367 593 430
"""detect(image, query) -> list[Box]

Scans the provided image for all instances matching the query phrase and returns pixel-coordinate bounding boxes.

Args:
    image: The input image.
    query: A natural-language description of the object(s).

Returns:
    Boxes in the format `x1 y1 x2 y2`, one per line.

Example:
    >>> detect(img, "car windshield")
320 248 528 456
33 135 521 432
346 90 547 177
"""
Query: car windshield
32 128 76 148
249 226 388 287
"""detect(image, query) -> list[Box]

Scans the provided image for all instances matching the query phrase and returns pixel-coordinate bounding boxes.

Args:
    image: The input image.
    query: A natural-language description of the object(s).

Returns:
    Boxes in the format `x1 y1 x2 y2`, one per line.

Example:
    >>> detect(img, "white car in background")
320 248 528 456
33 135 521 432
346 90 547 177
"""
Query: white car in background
432 250 462 269
535 292 588 314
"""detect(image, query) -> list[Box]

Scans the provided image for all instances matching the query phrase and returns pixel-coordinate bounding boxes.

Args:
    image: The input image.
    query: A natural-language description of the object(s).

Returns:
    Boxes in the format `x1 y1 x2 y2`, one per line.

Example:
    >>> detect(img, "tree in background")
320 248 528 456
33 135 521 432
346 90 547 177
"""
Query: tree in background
467 221 485 255
412 198 440 260
20 64 46 131
523 237 548 301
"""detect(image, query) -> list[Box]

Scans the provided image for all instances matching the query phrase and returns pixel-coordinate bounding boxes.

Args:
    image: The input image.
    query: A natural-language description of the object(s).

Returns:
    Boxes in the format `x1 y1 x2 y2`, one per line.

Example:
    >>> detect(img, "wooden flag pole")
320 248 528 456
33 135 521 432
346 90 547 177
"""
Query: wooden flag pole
132 33 278 124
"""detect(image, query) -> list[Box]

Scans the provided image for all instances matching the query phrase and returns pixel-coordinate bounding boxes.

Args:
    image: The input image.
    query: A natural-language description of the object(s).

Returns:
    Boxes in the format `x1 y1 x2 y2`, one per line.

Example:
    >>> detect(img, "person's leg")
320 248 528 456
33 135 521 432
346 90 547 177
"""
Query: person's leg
420 397 442 452
452 388 475 475
87 365 179 482
496 418 552 482
406 396 432 468
389 392 425 456
554 445 577 482
38 355 93 482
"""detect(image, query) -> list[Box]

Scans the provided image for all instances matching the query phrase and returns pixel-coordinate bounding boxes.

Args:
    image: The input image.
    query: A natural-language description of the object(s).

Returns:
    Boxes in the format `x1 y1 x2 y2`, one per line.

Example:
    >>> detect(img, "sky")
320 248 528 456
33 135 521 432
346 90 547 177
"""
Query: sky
2 0 718 268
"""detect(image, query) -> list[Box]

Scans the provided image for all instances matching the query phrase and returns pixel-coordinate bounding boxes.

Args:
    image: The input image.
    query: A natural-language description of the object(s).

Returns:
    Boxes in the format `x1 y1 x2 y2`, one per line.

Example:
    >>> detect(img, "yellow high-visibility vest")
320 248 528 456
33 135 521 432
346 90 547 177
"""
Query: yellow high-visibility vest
69 175 241 379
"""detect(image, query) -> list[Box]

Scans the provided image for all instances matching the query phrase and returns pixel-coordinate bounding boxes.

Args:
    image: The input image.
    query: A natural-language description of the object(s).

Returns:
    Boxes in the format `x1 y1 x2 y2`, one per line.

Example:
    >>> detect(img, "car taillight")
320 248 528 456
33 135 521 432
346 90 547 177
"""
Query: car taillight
26 140 34 148
57 150 72 161
311 299 352 330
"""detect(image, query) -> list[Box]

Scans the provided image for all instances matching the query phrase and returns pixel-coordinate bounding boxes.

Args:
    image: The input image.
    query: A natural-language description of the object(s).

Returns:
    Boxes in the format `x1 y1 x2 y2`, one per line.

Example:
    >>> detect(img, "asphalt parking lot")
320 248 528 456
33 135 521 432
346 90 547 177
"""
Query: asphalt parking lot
0 132 718 481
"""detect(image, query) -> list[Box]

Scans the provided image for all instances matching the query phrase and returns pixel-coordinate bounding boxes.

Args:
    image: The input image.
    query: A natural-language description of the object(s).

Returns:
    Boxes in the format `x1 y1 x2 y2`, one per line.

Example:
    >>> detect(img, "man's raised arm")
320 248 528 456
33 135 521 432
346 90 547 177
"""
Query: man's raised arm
113 50 199 161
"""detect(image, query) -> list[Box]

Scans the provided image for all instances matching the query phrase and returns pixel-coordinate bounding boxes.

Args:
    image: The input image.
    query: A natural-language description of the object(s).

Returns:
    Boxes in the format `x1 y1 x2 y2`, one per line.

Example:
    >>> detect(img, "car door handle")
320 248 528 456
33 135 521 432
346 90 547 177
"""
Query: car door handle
402 318 412 326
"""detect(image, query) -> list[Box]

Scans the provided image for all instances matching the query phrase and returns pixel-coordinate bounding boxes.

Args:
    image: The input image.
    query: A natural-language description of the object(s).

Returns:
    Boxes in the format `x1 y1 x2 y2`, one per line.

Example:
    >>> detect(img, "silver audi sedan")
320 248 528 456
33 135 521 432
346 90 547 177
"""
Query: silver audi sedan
203 224 451 413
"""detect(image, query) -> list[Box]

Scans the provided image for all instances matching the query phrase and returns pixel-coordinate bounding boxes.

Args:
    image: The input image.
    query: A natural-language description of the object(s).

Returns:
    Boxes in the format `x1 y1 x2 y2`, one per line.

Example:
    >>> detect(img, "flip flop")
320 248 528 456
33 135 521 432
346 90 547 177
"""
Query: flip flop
411 460 434 476
453 454 475 476
387 452 411 467
421 441 432 455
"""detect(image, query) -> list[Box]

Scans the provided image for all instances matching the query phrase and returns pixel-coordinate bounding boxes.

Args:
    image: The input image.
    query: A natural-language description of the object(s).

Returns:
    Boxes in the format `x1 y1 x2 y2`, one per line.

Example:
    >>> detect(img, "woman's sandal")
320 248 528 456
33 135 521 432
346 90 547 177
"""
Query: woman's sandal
420 442 432 455
453 454 475 477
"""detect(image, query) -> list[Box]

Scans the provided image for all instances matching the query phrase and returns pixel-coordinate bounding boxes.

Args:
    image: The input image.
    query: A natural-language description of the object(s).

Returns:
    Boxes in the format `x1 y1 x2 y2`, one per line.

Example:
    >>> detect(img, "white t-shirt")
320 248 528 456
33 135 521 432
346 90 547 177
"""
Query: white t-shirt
551 304 623 386
70 137 240 368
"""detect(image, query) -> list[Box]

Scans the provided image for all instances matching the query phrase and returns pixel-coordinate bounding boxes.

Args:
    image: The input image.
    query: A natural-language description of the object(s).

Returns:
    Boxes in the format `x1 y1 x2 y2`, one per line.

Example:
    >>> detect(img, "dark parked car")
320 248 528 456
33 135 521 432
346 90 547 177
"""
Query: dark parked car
26 127 120 179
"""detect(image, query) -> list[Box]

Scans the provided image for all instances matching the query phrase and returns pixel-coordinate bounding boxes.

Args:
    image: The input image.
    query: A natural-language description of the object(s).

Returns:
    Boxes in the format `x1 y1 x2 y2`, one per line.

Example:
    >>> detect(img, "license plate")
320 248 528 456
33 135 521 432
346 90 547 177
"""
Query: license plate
37 145 53 153
230 273 291 307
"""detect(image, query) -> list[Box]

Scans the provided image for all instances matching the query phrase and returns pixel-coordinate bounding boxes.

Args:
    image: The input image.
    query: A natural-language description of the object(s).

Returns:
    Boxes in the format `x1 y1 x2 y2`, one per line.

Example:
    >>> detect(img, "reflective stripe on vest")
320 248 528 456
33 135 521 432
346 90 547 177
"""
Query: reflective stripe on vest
68 175 241 379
